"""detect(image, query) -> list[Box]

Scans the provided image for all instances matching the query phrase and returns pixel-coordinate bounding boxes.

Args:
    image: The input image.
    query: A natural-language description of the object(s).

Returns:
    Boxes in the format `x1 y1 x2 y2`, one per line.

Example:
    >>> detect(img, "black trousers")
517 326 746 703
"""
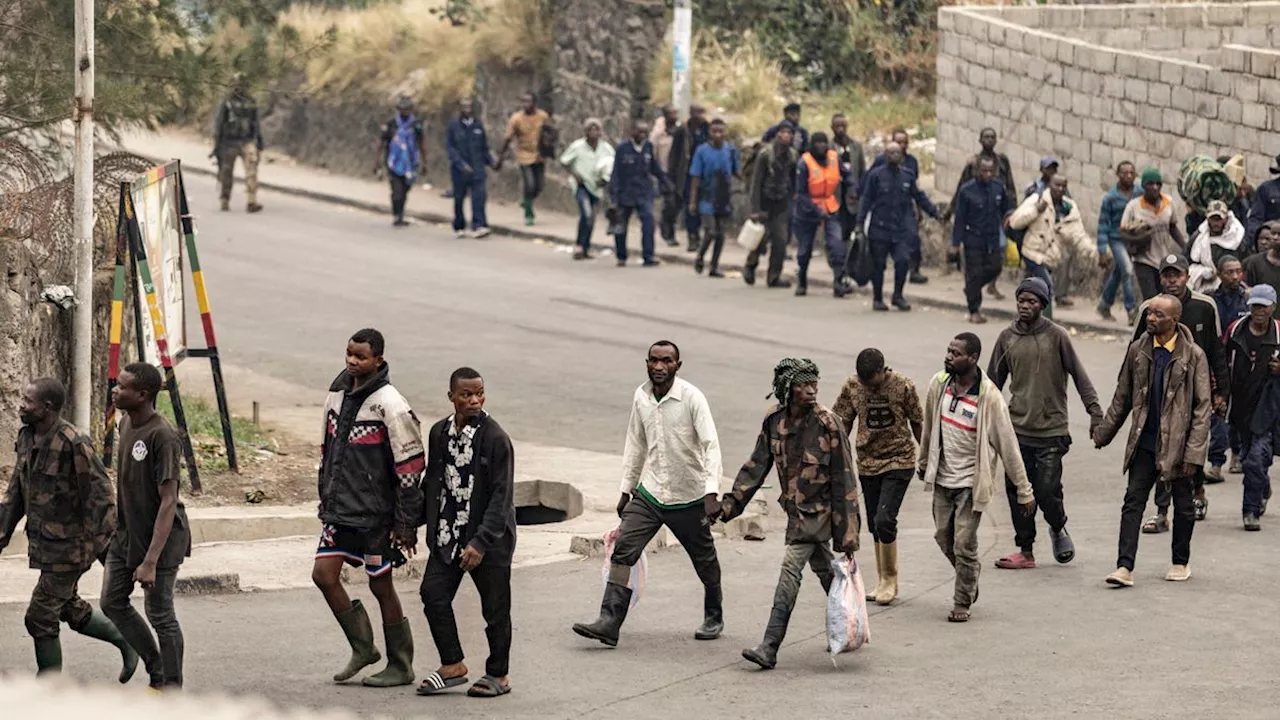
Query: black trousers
860 469 913 543
101 552 183 686
660 191 682 242
1117 448 1195 570
963 245 1004 314
1135 264 1162 302
745 205 790 284
520 162 546 202
389 173 412 220
610 494 719 588
1006 439 1070 553
420 553 512 678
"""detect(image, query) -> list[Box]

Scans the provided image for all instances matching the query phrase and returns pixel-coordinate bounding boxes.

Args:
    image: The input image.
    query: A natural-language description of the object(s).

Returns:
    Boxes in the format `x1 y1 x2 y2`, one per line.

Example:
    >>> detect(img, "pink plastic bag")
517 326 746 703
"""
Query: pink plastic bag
826 554 870 659
601 527 646 609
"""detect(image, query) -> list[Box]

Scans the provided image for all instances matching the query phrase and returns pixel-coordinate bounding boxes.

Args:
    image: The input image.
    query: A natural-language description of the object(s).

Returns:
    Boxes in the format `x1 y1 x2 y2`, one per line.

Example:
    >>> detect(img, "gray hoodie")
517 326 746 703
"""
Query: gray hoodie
988 316 1102 441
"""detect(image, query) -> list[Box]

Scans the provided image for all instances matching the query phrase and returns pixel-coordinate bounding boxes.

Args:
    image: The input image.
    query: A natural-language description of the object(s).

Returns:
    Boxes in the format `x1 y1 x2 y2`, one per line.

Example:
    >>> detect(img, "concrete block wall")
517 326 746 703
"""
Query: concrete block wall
937 2 1280 237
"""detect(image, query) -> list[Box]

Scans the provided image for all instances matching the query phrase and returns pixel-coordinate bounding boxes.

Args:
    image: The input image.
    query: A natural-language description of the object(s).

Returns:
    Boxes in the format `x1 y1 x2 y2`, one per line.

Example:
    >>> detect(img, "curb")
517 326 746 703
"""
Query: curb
175 573 242 595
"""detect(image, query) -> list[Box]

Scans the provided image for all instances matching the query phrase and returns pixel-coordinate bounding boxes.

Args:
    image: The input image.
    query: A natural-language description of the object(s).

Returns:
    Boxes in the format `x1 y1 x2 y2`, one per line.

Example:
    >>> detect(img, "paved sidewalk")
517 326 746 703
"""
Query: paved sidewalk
117 128 1132 338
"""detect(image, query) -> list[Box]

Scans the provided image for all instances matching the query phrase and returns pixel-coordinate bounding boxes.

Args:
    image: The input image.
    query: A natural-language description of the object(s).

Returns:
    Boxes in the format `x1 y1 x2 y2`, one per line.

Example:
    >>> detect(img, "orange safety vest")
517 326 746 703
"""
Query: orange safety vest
802 150 841 214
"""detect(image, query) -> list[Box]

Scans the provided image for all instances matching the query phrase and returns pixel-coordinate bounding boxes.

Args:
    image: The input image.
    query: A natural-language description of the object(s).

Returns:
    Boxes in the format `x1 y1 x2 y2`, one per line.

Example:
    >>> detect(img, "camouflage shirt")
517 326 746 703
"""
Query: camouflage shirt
721 404 860 552
0 420 116 572
832 370 923 476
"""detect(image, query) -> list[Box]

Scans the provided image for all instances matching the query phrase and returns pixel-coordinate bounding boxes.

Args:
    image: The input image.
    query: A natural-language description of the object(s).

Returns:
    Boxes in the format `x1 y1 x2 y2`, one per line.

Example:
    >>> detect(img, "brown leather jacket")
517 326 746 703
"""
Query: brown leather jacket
1095 324 1212 479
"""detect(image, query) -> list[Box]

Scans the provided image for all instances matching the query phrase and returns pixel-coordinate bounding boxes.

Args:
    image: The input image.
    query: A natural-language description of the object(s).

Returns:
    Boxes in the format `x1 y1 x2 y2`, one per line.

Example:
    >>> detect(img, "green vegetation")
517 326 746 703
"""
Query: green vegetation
158 393 268 474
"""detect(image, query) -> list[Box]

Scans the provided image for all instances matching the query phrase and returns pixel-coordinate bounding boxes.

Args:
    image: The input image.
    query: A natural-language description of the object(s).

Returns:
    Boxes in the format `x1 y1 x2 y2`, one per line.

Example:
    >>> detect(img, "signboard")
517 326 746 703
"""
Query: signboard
672 0 692 118
130 162 186 366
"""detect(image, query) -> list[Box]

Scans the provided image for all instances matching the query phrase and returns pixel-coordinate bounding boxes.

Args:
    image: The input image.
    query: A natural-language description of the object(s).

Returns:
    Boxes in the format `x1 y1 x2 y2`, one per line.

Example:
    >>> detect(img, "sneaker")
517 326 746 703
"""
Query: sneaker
1229 453 1243 474
766 278 792 289
1205 464 1225 484
968 313 988 324
643 260 662 268
909 270 929 285
219 199 230 212
472 227 491 239
1164 564 1192 582
246 203 264 214
1105 567 1134 587
616 259 627 267
454 229 468 239
1244 513 1261 531
794 284 808 297
873 300 889 312
892 296 912 311
1096 305 1115 321
1127 307 1140 326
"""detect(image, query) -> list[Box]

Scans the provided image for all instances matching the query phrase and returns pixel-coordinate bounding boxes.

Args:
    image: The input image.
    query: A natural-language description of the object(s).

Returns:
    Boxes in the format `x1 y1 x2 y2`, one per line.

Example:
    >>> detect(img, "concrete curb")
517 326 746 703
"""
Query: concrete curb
175 573 242 595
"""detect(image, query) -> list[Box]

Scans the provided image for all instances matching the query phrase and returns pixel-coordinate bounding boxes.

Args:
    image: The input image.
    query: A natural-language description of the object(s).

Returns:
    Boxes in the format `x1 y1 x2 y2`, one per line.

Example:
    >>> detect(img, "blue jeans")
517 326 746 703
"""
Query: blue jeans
1098 239 1137 313
615 201 655 263
793 216 846 285
450 170 488 231
1242 431 1274 516
574 185 600 253
1023 258 1055 318
1209 415 1236 468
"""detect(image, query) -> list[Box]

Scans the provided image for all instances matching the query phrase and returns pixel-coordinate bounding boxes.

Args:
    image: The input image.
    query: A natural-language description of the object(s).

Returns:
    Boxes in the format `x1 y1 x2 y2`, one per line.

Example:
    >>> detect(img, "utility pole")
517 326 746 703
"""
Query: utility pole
72 0 95 432
672 0 692 119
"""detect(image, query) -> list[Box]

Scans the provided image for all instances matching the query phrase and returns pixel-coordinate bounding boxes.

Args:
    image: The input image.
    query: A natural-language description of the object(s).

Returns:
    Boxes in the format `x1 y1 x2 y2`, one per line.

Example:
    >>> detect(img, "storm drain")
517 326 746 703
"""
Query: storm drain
513 479 584 526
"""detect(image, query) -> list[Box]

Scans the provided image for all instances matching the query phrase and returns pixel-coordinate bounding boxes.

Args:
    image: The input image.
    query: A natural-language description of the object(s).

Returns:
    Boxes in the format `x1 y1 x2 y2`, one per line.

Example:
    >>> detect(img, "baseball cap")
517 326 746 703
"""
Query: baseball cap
1206 200 1229 220
1040 156 1060 170
1159 254 1189 273
1248 284 1277 307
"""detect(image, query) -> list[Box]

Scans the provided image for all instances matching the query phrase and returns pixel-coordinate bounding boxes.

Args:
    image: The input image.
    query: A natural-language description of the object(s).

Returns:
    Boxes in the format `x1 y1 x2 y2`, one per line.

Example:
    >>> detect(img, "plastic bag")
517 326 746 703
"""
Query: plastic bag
826 554 870 660
736 219 765 251
601 527 646 609
848 233 874 287
1004 238 1022 268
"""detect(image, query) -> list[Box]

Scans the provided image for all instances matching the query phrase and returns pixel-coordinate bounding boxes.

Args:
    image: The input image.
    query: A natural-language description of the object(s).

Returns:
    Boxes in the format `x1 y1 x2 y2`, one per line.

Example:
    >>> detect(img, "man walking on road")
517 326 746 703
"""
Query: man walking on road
313 329 424 688
446 98 496 239
611 119 669 268
1224 285 1280 531
832 349 921 606
211 74 264 213
1097 162 1141 324
722 358 859 669
573 341 724 648
918 334 1034 622
499 92 551 226
867 128 929 285
418 368 516 698
376 96 428 227
651 105 682 247
1008 175 1108 319
987 278 1103 571
857 141 937 308
762 102 809 152
743 122 797 288
1211 255 1249 478
942 129 1016 301
830 114 866 252
1121 168 1187 302
1094 295 1211 586
0 378 137 681
560 118 614 260
669 105 710 251
101 363 193 690
949 156 1013 324
689 119 739 278
793 132 854 298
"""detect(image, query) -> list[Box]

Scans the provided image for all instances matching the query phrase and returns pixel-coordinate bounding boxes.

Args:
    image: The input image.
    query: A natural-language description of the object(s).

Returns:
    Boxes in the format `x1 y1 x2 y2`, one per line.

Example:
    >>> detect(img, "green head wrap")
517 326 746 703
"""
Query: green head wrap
770 358 820 406
1140 167 1163 186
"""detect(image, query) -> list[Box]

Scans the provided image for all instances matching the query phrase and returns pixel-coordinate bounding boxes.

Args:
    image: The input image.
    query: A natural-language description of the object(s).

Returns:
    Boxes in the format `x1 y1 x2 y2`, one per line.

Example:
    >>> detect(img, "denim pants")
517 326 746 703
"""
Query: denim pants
1098 239 1138 313
101 552 183 687
1118 449 1195 570
420 553 512 678
1242 431 1275 516
1209 415 1236 468
451 170 488 231
574 184 600 252
870 235 911 302
614 201 656 263
768 542 835 619
793 216 846 285
519 162 545 202
933 486 982 608
1006 439 1070 553
1023 257 1055 318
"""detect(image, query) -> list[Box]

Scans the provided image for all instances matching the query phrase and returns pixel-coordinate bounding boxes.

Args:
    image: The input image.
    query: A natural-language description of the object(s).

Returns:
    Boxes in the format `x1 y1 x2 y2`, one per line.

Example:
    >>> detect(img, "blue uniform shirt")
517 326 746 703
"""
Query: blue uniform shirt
855 163 939 241
951 178 1013 251
446 116 493 177
610 139 669 207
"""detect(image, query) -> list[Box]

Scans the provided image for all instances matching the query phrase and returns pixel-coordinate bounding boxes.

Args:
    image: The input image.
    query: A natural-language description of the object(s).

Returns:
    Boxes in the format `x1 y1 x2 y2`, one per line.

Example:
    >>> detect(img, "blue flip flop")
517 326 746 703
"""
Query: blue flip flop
416 672 468 696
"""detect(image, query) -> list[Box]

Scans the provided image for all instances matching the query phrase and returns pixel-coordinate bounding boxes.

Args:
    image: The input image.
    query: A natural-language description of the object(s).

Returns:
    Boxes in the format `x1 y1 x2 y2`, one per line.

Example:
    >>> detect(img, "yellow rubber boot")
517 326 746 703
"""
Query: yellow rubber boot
876 541 899 605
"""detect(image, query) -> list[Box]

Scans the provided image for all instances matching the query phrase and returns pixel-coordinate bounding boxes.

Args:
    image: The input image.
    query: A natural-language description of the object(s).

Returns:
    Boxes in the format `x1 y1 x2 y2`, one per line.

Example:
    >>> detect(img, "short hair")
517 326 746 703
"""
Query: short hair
810 131 829 144
979 126 996 136
1117 160 1135 171
855 349 885 382
891 126 908 138
831 113 847 122
29 377 66 412
954 332 982 358
1217 254 1241 271
349 328 385 356
449 366 482 389
784 102 801 113
977 156 997 167
709 118 726 128
649 340 680 361
123 362 164 404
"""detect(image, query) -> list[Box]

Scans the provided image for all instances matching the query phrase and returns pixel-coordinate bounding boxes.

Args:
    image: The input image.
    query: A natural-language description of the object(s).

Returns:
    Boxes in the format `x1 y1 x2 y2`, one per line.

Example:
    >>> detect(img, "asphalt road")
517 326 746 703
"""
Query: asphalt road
3 175 1277 718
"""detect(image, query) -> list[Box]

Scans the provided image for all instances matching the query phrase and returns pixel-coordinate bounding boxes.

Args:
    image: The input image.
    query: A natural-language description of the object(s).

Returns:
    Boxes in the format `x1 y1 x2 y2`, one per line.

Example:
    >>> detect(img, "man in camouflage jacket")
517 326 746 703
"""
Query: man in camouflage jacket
721 358 860 670
0 378 138 680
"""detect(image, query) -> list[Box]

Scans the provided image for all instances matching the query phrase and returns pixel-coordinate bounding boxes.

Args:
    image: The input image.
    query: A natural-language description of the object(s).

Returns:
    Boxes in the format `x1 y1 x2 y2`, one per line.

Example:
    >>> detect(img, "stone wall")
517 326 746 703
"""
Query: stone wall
936 2 1280 243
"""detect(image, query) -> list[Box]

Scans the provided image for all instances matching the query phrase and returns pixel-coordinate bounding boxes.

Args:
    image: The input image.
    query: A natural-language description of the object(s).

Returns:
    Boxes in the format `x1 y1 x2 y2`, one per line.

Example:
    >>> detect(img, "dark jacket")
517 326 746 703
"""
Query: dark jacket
1225 316 1280 427
951 178 1012 251
319 364 425 535
748 143 797 215
1132 288 1229 399
610 139 669 207
668 121 709 196
1249 377 1280 452
0 420 115 572
423 414 517 567
832 135 866 211
950 152 1017 212
1096 325 1213 478
762 121 809 152
213 93 262 149
1246 177 1280 247
988 316 1102 439
446 116 494 178
793 151 852 224
1214 285 1250 331
856 163 939 242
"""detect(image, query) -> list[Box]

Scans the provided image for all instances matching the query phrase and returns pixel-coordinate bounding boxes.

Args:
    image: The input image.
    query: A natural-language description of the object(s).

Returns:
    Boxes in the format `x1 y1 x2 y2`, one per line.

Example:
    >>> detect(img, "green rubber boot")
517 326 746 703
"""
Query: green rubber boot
74 609 140 683
522 199 535 226
33 636 62 675
361 618 415 688
332 599 382 683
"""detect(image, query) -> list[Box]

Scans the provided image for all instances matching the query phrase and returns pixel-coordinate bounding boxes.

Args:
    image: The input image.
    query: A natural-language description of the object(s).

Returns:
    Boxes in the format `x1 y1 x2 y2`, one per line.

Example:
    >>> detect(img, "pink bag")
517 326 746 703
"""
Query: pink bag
826 554 870 659
601 527 646 609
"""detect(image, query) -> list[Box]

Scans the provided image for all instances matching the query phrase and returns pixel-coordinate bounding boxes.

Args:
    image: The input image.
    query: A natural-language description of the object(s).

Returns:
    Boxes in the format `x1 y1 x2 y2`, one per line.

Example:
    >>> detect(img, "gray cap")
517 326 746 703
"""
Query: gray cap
1248 284 1277 307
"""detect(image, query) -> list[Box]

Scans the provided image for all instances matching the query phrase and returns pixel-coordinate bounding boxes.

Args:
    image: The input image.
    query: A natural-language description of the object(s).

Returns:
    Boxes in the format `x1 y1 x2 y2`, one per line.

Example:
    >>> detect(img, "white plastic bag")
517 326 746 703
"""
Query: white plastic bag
736 218 765 250
601 527 646 609
826 554 870 660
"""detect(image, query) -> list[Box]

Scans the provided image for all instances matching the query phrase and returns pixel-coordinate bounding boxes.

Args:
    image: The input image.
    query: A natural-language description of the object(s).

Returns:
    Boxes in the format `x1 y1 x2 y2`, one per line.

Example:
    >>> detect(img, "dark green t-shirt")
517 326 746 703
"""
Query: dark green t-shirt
111 412 191 569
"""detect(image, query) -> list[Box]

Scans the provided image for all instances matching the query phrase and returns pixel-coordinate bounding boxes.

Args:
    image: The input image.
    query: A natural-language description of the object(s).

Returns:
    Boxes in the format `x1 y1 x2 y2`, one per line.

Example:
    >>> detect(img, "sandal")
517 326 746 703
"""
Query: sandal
994 552 1036 569
1194 497 1208 522
1142 514 1169 534
416 672 469 696
467 675 511 698
947 607 971 623
1051 529 1075 564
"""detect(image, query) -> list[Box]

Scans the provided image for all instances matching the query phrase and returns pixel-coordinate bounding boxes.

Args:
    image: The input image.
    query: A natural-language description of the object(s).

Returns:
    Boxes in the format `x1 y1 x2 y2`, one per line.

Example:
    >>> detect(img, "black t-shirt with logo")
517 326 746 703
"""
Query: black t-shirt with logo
112 412 191 569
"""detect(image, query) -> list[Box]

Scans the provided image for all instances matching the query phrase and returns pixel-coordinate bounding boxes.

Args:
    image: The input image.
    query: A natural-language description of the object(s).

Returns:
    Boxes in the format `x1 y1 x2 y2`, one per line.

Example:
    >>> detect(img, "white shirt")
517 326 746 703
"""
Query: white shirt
935 383 979 489
620 378 723 505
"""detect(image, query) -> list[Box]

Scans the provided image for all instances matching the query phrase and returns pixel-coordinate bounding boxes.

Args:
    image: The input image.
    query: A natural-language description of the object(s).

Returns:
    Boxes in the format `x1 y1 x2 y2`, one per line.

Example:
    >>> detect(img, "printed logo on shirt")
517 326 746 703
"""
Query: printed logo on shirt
865 401 895 430
131 440 148 462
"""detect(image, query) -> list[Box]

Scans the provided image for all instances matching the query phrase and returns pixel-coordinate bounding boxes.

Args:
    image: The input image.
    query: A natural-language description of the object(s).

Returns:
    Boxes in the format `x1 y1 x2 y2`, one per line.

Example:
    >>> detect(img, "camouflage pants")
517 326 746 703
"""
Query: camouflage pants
217 141 260 205
25 570 93 639
933 486 983 609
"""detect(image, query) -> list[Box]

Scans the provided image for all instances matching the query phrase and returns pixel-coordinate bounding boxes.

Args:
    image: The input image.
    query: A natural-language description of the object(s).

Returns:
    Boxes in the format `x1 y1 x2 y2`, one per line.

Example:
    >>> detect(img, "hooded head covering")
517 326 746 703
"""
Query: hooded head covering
1015 277 1051 308
770 358 820 407
1141 167 1163 186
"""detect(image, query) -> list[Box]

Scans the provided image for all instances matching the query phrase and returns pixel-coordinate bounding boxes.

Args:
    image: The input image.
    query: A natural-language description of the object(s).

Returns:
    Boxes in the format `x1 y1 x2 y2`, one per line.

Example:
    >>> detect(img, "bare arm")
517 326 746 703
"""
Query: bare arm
141 480 178 572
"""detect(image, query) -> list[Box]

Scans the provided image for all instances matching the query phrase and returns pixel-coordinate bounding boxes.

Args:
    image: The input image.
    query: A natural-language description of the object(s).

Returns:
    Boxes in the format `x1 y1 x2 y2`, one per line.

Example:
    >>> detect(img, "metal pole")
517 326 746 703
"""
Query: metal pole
72 0 96 431
672 0 692 119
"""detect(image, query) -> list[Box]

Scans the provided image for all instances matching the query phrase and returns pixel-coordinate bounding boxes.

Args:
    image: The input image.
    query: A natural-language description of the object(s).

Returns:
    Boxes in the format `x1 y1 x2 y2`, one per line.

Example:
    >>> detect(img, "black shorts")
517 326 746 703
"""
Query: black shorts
315 523 406 577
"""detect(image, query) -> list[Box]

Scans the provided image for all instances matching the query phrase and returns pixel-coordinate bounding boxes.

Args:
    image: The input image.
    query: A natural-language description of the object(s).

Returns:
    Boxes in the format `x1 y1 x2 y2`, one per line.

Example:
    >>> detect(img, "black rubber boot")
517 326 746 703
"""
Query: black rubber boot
74 608 140 683
741 606 791 670
363 618 415 687
572 581 633 647
795 266 809 296
332 599 382 683
833 273 852 298
694 584 724 640
33 637 62 675
743 264 757 285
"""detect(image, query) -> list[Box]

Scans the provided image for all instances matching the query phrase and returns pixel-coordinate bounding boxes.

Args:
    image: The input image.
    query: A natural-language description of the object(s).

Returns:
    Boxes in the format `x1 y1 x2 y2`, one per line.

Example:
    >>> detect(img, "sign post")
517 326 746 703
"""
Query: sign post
672 0 693 119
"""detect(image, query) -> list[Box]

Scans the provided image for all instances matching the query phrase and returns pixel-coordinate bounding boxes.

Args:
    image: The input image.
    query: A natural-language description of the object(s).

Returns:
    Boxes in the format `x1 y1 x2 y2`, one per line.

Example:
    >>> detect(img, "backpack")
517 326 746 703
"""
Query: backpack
762 147 796 203
537 122 559 160
222 96 257 141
